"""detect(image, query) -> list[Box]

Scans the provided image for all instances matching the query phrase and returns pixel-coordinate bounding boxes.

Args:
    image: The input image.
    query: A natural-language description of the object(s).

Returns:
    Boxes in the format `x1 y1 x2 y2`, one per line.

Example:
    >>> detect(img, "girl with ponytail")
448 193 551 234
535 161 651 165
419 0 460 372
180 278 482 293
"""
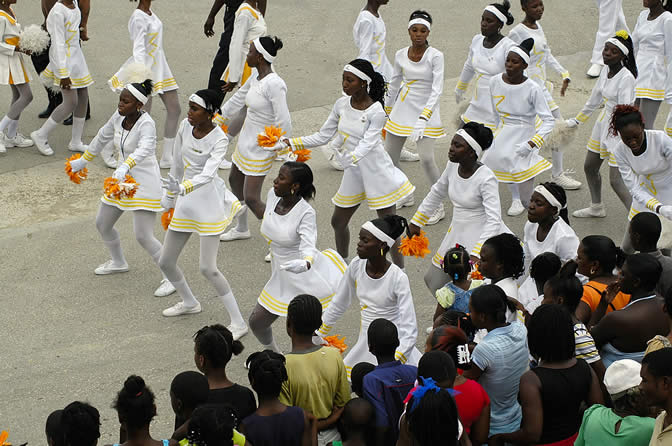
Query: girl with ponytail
112 375 165 446
318 214 422 373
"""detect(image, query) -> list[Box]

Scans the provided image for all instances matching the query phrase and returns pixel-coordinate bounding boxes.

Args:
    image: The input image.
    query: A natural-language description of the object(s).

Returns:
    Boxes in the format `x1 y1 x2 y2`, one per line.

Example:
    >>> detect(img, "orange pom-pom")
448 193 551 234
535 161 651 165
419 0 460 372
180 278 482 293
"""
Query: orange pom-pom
161 208 174 231
381 128 387 140
399 231 431 258
220 123 229 134
469 263 484 280
324 335 347 354
293 148 312 163
257 125 286 148
104 175 139 200
64 154 88 184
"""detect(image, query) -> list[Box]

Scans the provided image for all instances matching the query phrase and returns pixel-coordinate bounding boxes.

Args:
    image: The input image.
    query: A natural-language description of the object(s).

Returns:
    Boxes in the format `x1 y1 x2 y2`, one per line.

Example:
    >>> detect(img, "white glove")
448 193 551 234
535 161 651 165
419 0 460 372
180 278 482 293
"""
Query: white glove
337 151 354 169
279 259 310 274
112 163 129 181
263 140 288 152
515 142 534 157
455 89 465 104
312 334 326 346
565 118 579 129
660 205 672 220
409 118 427 143
69 157 87 173
161 174 184 195
160 193 176 210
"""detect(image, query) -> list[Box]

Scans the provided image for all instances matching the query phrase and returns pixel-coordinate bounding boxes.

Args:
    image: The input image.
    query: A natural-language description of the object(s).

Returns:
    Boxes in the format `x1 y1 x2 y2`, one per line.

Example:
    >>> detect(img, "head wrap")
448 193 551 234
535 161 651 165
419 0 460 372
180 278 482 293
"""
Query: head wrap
605 37 629 56
188 93 216 114
483 5 507 24
126 84 148 105
508 46 530 65
408 18 431 30
362 221 395 248
344 64 372 84
534 184 565 215
253 37 276 63
456 129 483 158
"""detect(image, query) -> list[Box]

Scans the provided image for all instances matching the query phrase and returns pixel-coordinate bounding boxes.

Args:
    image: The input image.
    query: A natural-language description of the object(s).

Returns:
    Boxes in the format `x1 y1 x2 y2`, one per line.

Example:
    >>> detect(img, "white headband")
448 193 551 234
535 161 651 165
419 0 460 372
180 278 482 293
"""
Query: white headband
253 37 276 63
534 185 565 214
484 5 507 24
344 64 372 84
408 18 431 30
362 221 396 248
456 129 483 158
606 37 629 56
189 93 207 110
126 85 148 105
508 46 530 65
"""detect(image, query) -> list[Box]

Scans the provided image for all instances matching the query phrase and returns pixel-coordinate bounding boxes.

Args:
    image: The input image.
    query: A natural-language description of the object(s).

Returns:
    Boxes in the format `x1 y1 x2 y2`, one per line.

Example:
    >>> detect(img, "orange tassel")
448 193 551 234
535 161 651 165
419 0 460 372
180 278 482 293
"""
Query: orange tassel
381 128 387 140
293 148 312 163
257 125 286 148
398 231 431 258
220 123 229 134
469 263 484 280
324 335 347 354
103 175 139 200
161 208 174 231
64 154 88 184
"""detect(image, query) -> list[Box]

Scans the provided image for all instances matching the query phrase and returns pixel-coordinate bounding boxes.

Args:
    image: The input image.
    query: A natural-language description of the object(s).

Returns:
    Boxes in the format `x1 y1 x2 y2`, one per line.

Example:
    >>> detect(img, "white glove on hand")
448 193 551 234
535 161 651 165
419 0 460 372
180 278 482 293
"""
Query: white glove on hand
565 118 579 129
455 89 465 104
160 193 176 210
263 141 288 152
337 151 354 169
659 205 672 220
112 163 129 181
515 142 534 157
312 334 326 346
279 259 310 274
409 118 427 143
161 174 184 195
69 157 87 173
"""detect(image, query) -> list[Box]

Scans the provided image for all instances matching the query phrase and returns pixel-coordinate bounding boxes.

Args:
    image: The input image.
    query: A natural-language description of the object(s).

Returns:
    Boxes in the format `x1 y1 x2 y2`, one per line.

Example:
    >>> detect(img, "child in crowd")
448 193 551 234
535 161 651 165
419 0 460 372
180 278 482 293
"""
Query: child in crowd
46 410 64 446
169 371 209 440
186 404 240 446
433 245 483 323
112 375 165 446
328 398 376 446
350 363 375 398
61 401 100 446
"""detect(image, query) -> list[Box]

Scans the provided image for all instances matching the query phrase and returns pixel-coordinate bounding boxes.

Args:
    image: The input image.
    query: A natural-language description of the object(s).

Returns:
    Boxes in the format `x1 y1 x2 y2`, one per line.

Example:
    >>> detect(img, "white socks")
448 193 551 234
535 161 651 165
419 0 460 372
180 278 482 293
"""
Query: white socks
104 237 127 266
38 117 59 139
70 117 86 146
0 115 11 133
7 119 18 138
219 291 246 327
172 278 200 307
262 338 282 353
160 137 175 166
235 206 249 233
508 183 521 202
551 150 564 177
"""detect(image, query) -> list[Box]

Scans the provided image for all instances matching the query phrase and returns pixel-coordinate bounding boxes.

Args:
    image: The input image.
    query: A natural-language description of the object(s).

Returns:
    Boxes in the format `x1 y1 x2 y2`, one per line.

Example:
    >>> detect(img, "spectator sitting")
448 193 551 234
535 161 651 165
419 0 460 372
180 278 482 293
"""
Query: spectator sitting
647 289 672 354
629 212 672 298
640 348 672 445
61 402 100 446
327 398 376 446
169 371 210 441
350 362 375 398
516 252 561 318
46 409 64 446
432 245 483 324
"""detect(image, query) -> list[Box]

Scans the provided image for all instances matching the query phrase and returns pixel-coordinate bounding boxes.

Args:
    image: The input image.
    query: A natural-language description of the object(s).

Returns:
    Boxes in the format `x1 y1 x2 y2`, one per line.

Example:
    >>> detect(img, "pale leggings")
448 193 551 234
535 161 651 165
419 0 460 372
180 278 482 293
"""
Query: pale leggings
635 98 661 130
5 83 33 120
583 150 631 209
144 90 181 139
507 179 536 207
51 87 88 122
384 133 440 185
249 303 278 346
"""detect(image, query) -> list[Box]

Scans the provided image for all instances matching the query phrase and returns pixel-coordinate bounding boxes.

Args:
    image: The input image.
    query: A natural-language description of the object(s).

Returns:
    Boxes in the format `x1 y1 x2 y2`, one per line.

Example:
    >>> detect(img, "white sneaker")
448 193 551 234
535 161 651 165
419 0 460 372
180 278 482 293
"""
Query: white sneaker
228 323 249 341
154 279 176 297
507 200 526 216
396 193 415 210
219 158 232 170
426 204 445 225
573 203 606 218
68 142 87 153
400 148 420 162
94 260 129 275
551 172 582 190
0 141 5 153
219 228 251 242
31 130 53 156
4 133 33 148
587 63 602 78
264 250 271 262
163 301 202 317
328 152 344 171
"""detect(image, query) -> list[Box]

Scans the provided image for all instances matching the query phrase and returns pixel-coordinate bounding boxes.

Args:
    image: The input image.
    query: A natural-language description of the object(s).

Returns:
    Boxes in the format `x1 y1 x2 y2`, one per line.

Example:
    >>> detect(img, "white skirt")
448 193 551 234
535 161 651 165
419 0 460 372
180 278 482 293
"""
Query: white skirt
100 159 162 212
0 52 31 85
462 74 497 129
586 107 620 167
635 51 666 101
385 89 444 138
41 45 93 89
231 118 276 176
108 51 178 95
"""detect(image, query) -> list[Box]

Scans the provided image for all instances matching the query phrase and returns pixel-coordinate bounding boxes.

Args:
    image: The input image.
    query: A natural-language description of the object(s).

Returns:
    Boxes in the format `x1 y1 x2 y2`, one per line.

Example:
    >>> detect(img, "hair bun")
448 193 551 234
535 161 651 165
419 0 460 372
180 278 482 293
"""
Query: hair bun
272 36 283 51
520 38 534 54
123 375 146 396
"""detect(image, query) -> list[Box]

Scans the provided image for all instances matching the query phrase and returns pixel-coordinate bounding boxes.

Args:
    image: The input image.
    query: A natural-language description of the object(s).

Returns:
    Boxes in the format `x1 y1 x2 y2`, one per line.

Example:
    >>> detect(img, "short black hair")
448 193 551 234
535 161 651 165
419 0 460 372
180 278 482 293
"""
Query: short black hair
193 89 223 115
545 261 584 312
470 285 516 323
61 402 100 446
417 351 457 385
339 398 376 443
488 0 515 25
350 362 376 397
483 233 525 279
368 318 400 356
409 10 432 23
581 235 627 274
287 294 323 336
258 35 283 57
630 212 662 249
643 348 672 378
530 252 561 290
170 371 209 412
625 253 662 292
537 182 569 224
113 375 156 431
462 121 494 152
128 79 153 99
46 409 65 446
247 350 288 398
528 304 575 362
194 324 245 368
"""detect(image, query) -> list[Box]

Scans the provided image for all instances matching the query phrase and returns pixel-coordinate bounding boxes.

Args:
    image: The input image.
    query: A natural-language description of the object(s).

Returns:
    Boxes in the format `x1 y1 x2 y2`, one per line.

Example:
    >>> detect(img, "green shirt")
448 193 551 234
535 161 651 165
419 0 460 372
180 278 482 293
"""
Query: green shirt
575 404 655 446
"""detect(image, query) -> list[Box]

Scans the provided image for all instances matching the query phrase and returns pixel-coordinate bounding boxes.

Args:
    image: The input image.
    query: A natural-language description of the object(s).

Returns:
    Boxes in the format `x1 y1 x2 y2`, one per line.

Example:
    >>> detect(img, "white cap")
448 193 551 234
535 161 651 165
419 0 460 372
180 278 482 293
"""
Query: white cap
603 359 642 397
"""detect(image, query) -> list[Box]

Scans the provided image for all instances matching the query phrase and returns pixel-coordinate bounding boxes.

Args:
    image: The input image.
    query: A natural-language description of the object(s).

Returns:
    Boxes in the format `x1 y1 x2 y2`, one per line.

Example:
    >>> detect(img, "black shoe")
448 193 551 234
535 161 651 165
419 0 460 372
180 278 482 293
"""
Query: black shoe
64 114 73 126
38 106 55 119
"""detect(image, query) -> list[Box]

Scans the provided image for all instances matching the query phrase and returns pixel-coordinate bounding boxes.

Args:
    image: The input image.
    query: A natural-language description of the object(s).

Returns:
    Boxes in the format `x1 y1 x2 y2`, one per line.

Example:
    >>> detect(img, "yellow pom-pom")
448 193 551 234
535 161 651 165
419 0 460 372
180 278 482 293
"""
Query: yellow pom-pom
64 154 88 184
104 175 139 199
324 335 348 354
293 148 312 163
257 125 286 148
399 231 431 258
615 30 629 40
161 208 174 231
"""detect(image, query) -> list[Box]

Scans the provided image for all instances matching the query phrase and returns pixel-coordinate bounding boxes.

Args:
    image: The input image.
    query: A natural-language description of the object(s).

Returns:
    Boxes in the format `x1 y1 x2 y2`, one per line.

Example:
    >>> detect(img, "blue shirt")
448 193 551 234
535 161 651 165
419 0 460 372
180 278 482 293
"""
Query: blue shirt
363 360 417 434
471 322 529 436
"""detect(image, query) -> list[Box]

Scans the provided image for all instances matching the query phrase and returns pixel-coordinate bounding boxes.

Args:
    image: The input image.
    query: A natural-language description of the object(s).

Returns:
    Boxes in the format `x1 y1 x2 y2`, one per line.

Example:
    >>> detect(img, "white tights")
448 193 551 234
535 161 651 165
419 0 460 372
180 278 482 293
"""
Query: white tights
384 133 440 185
508 179 535 206
144 90 181 139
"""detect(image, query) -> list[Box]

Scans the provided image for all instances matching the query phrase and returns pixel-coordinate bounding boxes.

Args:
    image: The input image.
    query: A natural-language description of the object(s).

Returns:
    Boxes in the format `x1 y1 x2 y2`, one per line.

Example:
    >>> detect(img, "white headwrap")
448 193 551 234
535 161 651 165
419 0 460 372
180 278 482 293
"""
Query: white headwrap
344 64 372 84
456 129 483 158
483 5 507 24
534 184 565 214
189 93 208 111
606 37 629 56
508 46 531 65
125 84 148 105
253 37 276 63
408 18 431 30
362 221 396 248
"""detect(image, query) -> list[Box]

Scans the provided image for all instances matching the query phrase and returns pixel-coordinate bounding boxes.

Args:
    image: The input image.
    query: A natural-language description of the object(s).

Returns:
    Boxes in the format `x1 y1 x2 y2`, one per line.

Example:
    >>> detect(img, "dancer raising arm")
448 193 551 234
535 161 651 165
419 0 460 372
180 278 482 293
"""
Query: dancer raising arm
282 59 414 267
68 80 175 297
158 90 247 339
110 0 181 169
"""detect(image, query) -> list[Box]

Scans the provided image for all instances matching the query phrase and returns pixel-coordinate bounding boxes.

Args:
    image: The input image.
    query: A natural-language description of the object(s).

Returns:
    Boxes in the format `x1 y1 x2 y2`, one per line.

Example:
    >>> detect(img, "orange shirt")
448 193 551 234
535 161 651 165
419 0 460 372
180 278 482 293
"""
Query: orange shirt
581 281 631 313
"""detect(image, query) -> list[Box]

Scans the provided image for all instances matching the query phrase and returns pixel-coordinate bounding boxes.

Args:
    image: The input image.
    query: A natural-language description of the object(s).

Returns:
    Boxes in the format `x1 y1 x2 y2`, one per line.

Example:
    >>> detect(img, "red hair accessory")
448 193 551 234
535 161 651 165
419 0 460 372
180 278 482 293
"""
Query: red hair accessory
135 391 143 397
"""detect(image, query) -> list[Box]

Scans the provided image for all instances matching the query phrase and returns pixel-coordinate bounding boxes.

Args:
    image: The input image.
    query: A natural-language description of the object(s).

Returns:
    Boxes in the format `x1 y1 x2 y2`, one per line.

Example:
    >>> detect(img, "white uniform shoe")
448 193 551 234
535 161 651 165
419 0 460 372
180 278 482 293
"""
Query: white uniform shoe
551 173 582 190
94 260 129 275
163 301 202 317
265 250 271 262
0 141 5 153
219 228 251 242
396 193 415 210
228 323 249 341
572 203 606 218
587 63 602 78
154 279 176 297
426 203 445 225
507 200 526 216
68 142 87 153
4 133 33 148
31 130 53 155
400 148 420 162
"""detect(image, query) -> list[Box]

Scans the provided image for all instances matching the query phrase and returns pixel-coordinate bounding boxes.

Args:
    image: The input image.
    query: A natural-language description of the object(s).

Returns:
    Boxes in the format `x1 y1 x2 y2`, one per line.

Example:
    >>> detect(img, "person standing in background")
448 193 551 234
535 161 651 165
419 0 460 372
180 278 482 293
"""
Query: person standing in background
587 0 629 77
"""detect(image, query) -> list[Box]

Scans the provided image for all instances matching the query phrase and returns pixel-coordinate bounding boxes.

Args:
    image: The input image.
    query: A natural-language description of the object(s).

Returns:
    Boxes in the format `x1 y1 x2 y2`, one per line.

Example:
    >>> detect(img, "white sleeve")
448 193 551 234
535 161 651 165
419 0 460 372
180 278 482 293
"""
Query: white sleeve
617 73 636 105
226 10 253 84
123 118 157 170
472 172 505 257
83 113 117 160
180 134 229 195
529 84 555 148
220 77 251 120
556 232 580 264
385 51 403 109
268 77 292 137
168 120 187 189
46 8 69 78
129 13 147 65
420 51 444 120
411 163 451 226
0 18 15 56
318 262 356 336
352 106 386 162
575 75 605 123
456 38 477 92
289 101 340 149
546 47 569 79
394 272 419 364
664 17 672 103
508 26 523 45
353 17 374 62
297 207 320 264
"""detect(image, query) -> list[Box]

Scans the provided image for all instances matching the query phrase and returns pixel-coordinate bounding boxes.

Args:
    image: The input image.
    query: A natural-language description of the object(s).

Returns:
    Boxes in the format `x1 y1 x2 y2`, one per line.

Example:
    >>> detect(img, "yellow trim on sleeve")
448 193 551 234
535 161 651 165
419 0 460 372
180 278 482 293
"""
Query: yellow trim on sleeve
82 150 95 161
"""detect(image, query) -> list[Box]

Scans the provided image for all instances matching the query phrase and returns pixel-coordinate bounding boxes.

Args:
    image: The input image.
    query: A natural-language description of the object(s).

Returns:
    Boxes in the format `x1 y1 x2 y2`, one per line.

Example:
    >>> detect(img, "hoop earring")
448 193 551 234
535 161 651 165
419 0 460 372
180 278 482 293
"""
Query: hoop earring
590 267 596 275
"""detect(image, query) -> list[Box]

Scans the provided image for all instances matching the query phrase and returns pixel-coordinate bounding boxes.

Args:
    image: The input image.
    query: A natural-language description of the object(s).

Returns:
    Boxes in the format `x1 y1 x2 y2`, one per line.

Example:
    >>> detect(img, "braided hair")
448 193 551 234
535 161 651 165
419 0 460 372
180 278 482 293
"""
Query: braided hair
610 104 645 137
194 324 245 369
287 294 323 336
545 261 584 312
483 233 525 280
406 385 459 446
347 58 387 106
443 244 471 281
246 350 288 398
187 404 236 446
528 304 576 362
61 402 100 446
369 214 410 254
113 375 157 431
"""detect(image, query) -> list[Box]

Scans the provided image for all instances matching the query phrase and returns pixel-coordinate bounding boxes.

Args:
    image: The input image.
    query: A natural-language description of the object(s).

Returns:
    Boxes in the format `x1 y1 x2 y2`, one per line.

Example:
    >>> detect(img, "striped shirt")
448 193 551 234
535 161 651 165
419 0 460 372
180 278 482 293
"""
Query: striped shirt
574 323 600 364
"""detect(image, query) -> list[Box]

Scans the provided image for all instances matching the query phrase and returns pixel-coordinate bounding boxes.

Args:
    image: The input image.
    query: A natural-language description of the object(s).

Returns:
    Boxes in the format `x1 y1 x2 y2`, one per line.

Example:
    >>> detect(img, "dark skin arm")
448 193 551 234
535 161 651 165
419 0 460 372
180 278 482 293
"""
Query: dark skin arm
316 406 344 431
396 413 411 446
78 0 90 41
301 411 317 446
588 282 621 329
171 420 188 442
575 301 592 326
469 401 491 446
489 371 543 446
586 364 605 406
462 363 484 381
591 311 622 349
204 0 226 37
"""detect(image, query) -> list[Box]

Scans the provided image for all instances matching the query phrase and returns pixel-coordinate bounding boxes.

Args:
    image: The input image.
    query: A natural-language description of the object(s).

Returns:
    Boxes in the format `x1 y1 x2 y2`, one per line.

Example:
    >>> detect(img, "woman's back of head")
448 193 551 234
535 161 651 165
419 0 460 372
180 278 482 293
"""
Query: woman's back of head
194 324 245 369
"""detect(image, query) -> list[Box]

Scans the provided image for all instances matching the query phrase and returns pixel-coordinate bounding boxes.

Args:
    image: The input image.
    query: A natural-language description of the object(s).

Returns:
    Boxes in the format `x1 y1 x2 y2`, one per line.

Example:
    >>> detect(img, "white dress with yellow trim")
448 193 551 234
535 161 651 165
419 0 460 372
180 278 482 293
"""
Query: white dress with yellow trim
41 0 93 89
632 10 672 102
0 9 31 85
613 129 672 220
221 69 292 176
508 23 569 111
109 9 177 95
221 3 266 87
167 119 242 235
574 66 636 167
412 162 511 267
289 96 415 210
523 219 579 269
258 189 346 316
482 74 554 183
84 111 161 212
384 46 445 138
456 35 515 129
353 10 392 80
317 256 422 375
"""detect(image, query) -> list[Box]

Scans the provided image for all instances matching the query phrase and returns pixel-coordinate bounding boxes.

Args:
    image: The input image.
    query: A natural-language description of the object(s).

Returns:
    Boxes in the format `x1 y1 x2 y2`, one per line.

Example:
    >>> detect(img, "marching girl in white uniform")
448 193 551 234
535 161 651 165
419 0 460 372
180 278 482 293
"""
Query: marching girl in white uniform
455 1 515 130
508 0 582 191
482 39 555 216
218 36 291 245
385 10 445 220
32 0 93 156
158 90 247 339
109 0 181 169
409 122 511 296
67 80 175 297
632 1 672 129
0 0 33 154
283 59 415 268
567 32 637 219
317 215 422 377
249 162 347 353
353 0 392 81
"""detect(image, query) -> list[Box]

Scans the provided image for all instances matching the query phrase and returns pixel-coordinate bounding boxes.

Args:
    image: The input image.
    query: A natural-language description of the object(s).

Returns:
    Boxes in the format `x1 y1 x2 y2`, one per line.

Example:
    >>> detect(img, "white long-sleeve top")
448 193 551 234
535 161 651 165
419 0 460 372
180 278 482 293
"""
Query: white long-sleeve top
129 10 163 66
46 1 81 79
632 9 672 102
226 3 266 84
508 22 570 84
456 34 515 93
575 67 636 124
353 10 392 79
0 10 19 57
523 219 580 269
318 257 418 363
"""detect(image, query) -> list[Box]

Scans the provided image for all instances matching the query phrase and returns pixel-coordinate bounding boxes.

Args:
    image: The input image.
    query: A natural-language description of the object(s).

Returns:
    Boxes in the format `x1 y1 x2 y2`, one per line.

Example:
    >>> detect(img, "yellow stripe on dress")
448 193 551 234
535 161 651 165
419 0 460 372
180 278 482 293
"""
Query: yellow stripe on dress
322 249 347 274
232 148 275 173
101 195 162 210
259 289 333 315
366 181 414 208
333 191 367 207
491 159 552 183
411 211 429 226
169 201 242 234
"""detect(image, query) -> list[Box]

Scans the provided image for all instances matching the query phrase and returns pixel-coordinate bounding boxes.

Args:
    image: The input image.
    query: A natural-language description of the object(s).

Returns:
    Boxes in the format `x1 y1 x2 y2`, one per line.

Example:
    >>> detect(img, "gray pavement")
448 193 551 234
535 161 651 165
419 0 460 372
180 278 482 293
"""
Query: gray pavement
0 0 651 442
